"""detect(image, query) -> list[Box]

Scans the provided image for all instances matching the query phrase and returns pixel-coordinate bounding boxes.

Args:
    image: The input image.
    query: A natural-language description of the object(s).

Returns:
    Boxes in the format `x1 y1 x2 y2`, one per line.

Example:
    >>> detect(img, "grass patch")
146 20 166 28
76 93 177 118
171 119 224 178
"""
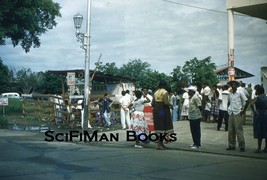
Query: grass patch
1 98 22 115
1 114 47 126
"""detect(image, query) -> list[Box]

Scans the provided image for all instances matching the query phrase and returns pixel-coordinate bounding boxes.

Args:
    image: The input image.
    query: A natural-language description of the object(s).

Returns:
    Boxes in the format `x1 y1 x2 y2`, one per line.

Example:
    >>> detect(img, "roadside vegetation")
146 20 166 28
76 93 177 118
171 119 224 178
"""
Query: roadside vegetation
0 98 44 128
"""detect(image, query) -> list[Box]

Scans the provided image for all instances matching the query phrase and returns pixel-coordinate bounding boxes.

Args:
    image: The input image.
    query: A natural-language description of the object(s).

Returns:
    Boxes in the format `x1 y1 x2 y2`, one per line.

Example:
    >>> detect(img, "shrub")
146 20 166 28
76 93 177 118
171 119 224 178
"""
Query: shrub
0 116 8 128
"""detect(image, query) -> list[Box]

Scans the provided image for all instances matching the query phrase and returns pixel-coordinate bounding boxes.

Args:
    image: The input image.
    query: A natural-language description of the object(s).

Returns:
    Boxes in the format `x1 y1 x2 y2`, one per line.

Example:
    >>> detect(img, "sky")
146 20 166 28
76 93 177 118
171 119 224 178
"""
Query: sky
1 0 267 85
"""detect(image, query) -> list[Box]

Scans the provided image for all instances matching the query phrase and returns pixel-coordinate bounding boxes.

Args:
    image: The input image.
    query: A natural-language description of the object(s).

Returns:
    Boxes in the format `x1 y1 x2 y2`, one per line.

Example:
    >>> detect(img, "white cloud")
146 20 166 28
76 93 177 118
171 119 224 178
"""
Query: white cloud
0 0 266 85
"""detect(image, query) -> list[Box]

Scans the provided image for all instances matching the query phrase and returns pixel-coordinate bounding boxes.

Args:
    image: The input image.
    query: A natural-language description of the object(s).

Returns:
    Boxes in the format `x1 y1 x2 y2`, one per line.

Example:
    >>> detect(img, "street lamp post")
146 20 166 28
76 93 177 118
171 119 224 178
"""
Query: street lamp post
73 0 92 129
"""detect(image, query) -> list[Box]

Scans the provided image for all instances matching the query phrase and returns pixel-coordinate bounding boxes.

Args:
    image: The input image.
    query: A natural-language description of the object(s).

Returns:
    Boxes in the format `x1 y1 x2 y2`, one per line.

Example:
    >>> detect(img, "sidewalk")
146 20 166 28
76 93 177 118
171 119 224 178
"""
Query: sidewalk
101 113 267 160
2 112 267 160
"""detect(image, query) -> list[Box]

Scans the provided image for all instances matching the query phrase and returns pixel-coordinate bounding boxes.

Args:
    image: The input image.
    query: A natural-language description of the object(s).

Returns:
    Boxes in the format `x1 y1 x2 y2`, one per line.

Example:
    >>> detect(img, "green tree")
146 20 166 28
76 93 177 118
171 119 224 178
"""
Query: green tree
0 58 11 93
98 62 120 75
182 57 218 87
37 71 63 94
170 65 189 93
146 71 172 92
119 59 152 88
16 68 38 94
0 0 61 52
98 59 172 91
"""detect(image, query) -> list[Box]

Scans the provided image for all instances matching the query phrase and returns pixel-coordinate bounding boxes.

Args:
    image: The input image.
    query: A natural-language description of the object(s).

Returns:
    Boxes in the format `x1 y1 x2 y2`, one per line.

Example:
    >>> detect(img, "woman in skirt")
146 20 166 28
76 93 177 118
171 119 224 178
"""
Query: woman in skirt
128 90 151 148
152 80 174 150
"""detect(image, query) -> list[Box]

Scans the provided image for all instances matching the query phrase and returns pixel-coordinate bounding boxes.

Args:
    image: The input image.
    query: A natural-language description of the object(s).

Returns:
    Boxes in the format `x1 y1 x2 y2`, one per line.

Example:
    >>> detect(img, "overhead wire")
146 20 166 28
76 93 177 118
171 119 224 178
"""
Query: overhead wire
159 0 246 16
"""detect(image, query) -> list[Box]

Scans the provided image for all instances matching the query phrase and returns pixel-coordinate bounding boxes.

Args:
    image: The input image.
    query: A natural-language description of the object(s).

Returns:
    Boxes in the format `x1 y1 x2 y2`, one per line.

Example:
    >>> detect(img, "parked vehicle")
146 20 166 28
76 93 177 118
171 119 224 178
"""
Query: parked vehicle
0 92 21 99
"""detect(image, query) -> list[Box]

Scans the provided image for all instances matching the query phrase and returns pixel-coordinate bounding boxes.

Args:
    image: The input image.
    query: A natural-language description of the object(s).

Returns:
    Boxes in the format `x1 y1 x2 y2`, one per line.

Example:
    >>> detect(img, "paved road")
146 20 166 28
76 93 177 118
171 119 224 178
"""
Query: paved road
1 117 267 180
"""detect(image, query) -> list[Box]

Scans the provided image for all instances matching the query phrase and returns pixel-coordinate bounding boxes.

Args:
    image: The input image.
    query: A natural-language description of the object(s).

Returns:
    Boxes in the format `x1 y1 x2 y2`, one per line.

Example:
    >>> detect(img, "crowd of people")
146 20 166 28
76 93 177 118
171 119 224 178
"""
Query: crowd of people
92 80 267 153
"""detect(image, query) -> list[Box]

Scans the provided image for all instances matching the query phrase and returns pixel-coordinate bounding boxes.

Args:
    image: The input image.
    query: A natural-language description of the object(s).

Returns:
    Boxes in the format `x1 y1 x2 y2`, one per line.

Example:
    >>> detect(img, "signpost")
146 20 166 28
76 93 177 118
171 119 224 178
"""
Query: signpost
0 97 8 116
67 72 76 95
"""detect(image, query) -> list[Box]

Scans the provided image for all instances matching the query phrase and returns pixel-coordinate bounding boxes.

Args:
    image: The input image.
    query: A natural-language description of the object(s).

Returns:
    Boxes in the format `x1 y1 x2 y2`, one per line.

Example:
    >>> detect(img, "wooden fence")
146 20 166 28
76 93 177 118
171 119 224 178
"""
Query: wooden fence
22 94 55 121
22 94 121 127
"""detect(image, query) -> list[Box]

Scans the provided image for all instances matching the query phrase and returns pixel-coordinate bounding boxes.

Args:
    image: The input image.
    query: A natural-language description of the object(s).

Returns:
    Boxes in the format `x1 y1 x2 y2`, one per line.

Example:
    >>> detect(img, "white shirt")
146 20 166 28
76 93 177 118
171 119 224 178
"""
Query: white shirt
228 91 248 115
132 98 145 112
219 90 229 111
142 94 153 106
237 87 249 98
188 93 202 120
125 93 133 101
182 92 189 107
119 95 131 107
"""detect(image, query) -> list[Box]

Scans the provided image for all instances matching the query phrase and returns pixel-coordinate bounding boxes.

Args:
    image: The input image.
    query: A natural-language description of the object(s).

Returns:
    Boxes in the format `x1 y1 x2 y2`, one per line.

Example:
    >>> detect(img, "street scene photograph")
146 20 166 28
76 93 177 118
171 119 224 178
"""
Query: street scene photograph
0 0 267 179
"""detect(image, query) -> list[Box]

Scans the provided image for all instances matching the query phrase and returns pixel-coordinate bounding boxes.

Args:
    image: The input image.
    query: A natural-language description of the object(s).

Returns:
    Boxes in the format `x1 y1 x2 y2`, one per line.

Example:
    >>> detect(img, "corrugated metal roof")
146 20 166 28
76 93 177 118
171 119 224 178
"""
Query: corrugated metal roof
48 69 136 83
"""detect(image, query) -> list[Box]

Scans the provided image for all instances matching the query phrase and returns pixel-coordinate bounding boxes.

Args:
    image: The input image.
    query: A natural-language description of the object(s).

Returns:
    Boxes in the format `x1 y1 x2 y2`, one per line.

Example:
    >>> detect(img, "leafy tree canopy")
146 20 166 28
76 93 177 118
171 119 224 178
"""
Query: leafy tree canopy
182 56 218 88
98 62 120 75
171 65 189 93
37 71 63 94
1 57 219 95
0 0 61 52
0 58 11 93
119 59 152 88
98 59 172 91
16 68 38 94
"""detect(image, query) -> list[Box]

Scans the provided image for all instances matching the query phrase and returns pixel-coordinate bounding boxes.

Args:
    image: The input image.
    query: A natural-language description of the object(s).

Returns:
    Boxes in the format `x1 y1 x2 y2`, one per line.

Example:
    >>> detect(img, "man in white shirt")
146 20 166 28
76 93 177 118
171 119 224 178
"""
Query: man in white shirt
188 86 202 149
125 90 133 101
119 90 131 130
217 85 229 131
227 81 249 152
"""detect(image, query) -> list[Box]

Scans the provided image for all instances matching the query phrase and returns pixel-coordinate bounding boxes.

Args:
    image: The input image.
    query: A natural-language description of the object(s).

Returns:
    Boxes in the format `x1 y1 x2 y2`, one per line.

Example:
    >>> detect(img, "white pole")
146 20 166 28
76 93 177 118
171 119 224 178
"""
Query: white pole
227 9 235 81
83 0 92 129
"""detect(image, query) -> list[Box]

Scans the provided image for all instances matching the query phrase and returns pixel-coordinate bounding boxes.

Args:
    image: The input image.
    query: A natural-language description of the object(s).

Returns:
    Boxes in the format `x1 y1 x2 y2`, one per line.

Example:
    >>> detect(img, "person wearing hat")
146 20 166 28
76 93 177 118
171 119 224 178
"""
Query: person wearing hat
226 80 249 152
188 85 202 149
201 82 211 122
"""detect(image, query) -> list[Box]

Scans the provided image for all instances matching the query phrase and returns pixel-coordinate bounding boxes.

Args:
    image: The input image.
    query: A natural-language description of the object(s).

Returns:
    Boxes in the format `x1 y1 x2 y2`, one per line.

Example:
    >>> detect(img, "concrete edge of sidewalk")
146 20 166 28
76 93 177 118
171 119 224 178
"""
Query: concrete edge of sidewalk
74 127 267 160
2 120 267 160
78 138 267 160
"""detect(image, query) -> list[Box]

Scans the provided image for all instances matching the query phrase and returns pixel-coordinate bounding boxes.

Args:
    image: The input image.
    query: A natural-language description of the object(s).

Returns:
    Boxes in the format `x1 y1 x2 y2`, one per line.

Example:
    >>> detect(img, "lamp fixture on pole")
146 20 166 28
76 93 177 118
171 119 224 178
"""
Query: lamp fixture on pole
73 0 92 129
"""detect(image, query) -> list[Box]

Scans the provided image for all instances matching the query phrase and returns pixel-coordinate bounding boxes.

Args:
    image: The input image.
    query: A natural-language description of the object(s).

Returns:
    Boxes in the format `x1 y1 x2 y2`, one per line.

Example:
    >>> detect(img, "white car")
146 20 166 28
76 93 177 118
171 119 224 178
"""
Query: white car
0 92 21 99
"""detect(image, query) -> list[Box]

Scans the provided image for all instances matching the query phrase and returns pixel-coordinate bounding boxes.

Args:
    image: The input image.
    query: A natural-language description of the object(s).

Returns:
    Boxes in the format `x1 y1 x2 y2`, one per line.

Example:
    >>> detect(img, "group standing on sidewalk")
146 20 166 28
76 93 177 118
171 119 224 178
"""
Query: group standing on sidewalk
95 79 267 154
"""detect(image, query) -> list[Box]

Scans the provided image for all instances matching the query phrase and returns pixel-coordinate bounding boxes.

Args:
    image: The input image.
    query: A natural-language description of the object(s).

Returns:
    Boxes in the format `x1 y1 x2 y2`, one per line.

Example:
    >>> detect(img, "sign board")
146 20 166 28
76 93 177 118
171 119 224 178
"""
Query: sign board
90 83 135 101
67 72 76 86
0 98 8 106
